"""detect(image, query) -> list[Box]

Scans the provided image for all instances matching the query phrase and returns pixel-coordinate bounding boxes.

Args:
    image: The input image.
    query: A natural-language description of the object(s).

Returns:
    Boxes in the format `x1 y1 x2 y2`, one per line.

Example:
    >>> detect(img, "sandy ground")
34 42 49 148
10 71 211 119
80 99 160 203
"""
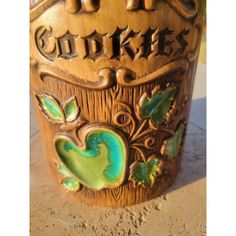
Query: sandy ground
30 59 206 235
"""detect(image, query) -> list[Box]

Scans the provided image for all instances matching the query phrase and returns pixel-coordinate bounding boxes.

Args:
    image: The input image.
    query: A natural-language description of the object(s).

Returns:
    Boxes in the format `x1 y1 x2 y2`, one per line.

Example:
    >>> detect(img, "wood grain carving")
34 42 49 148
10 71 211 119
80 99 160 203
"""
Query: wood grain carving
30 0 203 207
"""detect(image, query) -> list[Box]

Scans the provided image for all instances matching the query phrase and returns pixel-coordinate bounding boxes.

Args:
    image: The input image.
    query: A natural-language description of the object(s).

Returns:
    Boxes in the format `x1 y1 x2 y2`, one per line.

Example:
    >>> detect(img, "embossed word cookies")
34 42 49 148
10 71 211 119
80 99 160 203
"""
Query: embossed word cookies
30 0 203 207
36 25 191 61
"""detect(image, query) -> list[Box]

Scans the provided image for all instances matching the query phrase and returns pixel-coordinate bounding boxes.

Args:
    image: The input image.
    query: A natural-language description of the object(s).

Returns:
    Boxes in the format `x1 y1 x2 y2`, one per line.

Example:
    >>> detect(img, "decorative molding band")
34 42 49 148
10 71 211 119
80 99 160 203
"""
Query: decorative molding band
38 64 115 89
116 58 189 87
37 58 189 89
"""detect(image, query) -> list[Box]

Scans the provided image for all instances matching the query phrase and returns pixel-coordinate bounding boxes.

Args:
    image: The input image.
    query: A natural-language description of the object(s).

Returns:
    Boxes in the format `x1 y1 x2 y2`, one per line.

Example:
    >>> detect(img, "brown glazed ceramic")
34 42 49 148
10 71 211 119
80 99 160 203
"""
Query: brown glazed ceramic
30 0 203 207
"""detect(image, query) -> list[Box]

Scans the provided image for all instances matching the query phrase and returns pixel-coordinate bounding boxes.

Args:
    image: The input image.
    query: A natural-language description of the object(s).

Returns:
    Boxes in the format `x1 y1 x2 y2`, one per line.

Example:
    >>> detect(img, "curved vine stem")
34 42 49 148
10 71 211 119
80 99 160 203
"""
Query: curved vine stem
132 125 176 143
131 143 146 148
70 119 88 145
113 111 136 140
156 126 176 136
130 117 136 138
60 117 86 132
131 145 146 162
131 128 156 142
131 119 148 141
132 142 159 150
169 115 181 126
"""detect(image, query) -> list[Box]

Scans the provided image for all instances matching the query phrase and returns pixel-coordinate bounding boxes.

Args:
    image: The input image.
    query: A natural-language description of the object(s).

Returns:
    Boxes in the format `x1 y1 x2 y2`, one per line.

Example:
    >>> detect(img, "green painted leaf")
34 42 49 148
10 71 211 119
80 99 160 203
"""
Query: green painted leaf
63 177 80 191
37 94 64 122
129 157 160 187
163 124 185 158
140 87 176 127
57 164 70 177
64 97 79 122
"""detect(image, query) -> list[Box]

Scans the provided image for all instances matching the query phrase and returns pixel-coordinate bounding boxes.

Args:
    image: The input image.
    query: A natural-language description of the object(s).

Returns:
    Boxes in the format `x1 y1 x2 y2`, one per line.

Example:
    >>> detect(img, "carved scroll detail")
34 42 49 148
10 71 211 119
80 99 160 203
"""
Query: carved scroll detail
30 0 100 22
38 64 115 89
38 58 189 90
187 22 202 61
166 0 199 20
125 0 199 19
116 58 189 87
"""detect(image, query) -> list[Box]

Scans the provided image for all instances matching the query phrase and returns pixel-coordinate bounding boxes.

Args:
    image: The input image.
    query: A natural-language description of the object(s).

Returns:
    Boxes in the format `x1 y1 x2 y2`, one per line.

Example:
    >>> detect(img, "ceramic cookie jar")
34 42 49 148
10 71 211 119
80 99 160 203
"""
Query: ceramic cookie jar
30 0 203 207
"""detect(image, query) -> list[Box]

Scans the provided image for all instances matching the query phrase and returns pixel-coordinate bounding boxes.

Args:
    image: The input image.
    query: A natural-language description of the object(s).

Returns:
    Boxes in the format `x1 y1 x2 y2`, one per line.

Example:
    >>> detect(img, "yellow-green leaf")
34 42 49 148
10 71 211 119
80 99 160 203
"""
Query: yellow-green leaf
129 156 161 188
63 177 80 191
163 124 185 158
36 94 64 122
64 96 79 122
57 164 70 177
140 87 176 127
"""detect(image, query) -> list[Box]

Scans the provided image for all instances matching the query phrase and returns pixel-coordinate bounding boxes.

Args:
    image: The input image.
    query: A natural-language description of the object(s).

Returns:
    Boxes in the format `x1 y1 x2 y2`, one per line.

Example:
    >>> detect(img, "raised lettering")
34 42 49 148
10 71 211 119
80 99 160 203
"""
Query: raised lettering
35 25 191 62
174 29 190 56
83 31 107 61
157 27 174 57
57 32 77 59
35 26 57 61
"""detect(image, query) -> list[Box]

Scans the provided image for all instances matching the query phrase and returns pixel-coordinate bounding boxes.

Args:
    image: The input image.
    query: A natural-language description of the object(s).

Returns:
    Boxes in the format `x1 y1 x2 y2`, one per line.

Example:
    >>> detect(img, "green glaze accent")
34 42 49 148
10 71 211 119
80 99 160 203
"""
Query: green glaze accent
64 97 79 122
164 124 185 158
57 164 70 177
129 157 160 188
55 127 127 191
140 87 176 127
63 177 80 191
37 95 64 122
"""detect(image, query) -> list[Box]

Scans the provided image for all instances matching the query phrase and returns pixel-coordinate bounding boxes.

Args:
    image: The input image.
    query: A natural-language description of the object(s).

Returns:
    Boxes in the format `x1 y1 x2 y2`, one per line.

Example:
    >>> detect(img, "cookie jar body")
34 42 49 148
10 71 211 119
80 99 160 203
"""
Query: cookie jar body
30 0 202 207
